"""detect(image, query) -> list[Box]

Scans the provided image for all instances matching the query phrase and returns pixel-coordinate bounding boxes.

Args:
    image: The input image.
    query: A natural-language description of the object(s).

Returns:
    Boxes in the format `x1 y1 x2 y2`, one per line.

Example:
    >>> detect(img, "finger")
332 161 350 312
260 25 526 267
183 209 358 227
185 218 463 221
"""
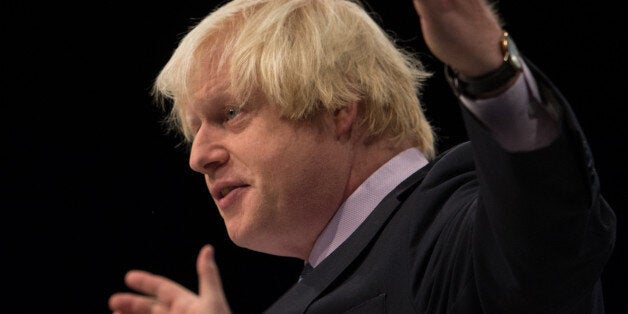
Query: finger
197 245 225 295
125 270 196 307
109 292 165 314
197 245 228 303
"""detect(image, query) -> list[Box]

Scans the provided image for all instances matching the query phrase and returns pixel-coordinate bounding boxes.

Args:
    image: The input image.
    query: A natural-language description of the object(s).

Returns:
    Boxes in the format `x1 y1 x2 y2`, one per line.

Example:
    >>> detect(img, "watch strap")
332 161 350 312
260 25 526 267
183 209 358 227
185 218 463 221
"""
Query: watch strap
445 31 523 98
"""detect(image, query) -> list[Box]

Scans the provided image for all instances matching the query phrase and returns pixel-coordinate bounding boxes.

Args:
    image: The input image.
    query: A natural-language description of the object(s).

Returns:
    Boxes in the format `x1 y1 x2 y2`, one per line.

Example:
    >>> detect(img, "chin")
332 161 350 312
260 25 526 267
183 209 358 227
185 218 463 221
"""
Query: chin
228 227 283 255
225 221 256 247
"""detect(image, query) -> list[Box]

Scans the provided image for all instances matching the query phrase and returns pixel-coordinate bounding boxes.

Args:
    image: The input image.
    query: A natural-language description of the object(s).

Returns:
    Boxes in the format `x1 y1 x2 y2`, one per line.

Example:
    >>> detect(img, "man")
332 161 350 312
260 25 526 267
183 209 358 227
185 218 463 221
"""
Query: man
109 0 616 313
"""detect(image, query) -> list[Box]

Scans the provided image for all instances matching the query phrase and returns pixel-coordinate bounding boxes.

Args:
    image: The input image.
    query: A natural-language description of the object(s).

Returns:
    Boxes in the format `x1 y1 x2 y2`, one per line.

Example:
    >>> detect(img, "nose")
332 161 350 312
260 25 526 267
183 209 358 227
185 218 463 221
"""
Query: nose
188 125 229 176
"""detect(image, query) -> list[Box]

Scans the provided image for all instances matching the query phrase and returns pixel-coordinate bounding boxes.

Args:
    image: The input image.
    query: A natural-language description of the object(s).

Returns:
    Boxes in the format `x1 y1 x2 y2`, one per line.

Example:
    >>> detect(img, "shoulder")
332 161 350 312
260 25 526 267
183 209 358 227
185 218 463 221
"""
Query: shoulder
421 141 476 187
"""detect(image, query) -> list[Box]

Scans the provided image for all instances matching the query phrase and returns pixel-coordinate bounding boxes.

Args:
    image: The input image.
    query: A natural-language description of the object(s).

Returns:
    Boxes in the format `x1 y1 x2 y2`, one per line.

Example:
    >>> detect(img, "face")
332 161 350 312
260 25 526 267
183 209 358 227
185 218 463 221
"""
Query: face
185 68 352 258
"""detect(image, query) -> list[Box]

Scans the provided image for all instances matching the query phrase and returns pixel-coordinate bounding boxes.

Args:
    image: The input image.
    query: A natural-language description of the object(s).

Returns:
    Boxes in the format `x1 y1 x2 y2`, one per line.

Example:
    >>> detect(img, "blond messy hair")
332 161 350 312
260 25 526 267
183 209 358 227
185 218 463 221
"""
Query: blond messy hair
153 0 436 159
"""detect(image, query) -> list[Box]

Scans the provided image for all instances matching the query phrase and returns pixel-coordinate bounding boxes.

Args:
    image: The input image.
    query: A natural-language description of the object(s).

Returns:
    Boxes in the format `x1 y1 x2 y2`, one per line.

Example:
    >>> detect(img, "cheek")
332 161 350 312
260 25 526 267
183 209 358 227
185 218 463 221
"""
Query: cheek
240 116 346 213
265 142 347 211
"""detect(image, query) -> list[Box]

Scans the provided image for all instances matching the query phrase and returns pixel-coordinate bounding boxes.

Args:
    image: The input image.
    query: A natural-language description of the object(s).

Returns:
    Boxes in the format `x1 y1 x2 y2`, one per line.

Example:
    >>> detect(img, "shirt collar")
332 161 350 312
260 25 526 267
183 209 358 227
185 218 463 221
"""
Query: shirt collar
307 147 428 267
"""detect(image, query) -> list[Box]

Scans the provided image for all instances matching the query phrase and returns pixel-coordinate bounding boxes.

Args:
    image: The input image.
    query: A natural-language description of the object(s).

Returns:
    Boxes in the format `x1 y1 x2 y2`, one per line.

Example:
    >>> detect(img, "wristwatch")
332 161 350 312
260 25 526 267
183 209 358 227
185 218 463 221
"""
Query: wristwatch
445 31 524 98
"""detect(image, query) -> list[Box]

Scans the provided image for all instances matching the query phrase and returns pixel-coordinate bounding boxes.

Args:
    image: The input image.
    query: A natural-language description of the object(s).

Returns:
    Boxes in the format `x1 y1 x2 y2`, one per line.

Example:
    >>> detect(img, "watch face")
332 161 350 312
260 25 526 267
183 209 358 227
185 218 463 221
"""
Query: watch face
505 34 523 70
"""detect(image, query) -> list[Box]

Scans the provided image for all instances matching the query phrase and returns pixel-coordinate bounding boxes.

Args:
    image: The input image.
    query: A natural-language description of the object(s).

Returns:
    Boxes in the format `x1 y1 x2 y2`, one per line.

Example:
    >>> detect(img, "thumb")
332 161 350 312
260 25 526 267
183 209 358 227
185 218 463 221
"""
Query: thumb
197 244 231 312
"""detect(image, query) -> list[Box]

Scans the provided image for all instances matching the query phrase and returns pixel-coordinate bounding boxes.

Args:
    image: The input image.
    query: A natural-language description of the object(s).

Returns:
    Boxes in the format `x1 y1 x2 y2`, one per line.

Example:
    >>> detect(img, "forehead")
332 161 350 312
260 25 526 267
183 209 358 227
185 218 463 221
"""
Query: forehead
186 58 233 107
190 54 227 94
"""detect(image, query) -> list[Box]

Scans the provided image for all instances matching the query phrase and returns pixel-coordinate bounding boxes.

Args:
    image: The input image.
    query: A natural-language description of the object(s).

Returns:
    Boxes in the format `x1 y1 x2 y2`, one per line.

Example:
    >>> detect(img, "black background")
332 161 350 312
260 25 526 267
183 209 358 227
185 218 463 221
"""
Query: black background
4 1 626 313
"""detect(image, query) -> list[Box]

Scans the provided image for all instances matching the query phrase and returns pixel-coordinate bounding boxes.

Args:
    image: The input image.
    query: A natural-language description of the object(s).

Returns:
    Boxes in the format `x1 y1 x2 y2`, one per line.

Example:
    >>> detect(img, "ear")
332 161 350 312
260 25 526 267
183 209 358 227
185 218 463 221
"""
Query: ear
333 101 358 139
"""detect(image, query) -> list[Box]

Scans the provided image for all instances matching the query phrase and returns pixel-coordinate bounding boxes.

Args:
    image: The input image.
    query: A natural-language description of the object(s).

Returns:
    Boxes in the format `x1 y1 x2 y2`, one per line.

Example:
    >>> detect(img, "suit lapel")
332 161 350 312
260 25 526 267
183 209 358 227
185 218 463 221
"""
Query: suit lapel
264 164 433 313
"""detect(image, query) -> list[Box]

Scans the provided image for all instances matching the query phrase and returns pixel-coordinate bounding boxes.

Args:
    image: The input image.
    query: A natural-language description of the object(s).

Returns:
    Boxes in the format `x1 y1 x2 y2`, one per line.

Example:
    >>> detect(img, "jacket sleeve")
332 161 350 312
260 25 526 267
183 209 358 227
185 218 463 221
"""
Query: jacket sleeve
461 60 617 313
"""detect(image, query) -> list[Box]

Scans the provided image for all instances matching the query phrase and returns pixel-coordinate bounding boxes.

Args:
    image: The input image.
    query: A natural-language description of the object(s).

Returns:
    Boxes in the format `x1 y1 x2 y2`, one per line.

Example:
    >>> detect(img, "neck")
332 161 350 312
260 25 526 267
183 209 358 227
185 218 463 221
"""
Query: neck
341 137 414 203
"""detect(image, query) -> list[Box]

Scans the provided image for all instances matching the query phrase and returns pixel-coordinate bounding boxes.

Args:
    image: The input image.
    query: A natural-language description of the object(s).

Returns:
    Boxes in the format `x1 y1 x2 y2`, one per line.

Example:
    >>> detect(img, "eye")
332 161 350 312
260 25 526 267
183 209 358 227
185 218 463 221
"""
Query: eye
224 106 241 121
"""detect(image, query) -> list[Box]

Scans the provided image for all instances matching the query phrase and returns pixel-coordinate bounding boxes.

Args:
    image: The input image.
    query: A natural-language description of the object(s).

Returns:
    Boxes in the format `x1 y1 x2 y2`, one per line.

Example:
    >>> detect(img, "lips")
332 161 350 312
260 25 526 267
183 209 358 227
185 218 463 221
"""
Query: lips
212 184 249 211
221 186 236 198
220 185 248 198
211 182 250 209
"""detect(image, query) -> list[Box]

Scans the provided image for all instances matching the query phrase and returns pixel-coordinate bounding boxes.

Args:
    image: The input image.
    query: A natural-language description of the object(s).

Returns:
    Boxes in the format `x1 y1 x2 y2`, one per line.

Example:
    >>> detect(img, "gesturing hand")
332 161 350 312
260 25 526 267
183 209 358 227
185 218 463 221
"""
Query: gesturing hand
411 0 504 77
109 245 231 314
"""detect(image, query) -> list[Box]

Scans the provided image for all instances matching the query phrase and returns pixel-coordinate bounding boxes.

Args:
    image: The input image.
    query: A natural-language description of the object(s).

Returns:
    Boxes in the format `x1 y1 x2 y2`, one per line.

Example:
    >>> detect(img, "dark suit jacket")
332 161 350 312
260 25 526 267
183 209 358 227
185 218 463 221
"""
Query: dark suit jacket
265 63 616 314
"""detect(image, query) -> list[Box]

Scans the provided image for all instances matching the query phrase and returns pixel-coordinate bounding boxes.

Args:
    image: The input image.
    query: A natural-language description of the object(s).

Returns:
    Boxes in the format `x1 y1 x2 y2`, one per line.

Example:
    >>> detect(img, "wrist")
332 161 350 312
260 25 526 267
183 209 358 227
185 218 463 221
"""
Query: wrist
445 31 524 99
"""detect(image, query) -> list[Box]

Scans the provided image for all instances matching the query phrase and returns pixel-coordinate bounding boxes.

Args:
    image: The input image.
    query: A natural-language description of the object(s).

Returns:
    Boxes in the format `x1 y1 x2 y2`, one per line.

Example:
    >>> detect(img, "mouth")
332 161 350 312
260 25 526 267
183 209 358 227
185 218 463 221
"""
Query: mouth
213 184 250 210
213 183 250 201
220 186 241 198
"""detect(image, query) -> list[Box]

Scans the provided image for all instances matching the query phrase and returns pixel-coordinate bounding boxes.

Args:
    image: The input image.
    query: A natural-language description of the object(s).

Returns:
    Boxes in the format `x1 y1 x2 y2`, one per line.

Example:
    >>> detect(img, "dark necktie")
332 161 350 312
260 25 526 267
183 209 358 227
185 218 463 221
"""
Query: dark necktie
298 262 314 282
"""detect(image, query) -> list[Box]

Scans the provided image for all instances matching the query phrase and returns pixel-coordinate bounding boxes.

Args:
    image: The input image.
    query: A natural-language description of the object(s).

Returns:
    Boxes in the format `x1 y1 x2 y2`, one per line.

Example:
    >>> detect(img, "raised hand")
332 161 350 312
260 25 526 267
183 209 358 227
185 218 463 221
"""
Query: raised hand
109 245 231 314
412 0 505 77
